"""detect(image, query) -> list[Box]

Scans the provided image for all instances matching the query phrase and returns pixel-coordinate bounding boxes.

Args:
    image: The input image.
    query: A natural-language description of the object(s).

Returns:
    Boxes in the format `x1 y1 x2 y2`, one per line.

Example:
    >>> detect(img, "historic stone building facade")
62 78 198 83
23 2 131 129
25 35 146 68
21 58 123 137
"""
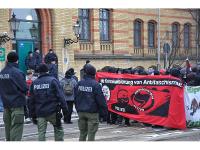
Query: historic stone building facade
0 9 198 78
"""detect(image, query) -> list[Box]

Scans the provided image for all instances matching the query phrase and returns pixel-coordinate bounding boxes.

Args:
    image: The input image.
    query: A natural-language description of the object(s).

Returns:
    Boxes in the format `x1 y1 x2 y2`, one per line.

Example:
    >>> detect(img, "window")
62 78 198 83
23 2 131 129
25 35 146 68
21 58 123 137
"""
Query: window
134 20 142 48
184 23 190 49
172 23 180 48
148 21 156 48
79 9 90 41
99 9 110 41
11 9 40 40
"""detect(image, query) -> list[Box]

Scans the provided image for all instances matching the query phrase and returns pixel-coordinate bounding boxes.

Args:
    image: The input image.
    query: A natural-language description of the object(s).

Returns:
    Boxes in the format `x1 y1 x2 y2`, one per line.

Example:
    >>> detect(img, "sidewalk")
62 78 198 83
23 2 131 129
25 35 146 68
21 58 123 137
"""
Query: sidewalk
0 111 78 127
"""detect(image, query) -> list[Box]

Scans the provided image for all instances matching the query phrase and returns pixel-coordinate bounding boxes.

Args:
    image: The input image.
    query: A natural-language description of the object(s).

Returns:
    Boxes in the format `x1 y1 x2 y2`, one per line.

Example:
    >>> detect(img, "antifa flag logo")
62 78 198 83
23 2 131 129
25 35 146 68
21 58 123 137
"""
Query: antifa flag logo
131 88 154 112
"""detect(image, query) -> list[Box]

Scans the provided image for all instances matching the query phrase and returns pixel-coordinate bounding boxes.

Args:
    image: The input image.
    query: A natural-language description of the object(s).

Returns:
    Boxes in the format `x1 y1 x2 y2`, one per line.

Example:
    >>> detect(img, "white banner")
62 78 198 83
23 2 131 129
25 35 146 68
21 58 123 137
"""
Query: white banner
184 86 200 127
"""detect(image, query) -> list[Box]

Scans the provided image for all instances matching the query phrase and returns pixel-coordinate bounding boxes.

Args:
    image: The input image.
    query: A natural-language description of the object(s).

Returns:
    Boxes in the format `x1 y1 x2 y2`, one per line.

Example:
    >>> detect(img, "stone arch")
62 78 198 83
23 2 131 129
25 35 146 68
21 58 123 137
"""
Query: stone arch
37 9 52 55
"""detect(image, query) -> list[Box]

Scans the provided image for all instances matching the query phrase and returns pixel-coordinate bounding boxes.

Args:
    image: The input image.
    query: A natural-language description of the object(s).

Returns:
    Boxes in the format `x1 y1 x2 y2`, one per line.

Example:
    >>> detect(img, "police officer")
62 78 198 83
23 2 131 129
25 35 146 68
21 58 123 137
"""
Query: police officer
0 52 28 141
28 64 68 141
75 64 108 141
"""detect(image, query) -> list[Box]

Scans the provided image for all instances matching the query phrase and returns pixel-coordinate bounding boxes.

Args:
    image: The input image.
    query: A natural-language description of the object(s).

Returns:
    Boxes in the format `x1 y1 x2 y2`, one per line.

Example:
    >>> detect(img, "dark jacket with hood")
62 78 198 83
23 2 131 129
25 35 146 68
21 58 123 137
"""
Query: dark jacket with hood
0 62 28 108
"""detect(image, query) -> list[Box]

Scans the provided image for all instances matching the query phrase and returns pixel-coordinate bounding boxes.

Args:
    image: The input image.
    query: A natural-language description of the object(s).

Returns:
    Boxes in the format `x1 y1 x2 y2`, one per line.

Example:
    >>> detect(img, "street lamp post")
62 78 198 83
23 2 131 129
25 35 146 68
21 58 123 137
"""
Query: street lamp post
8 13 20 39
64 20 81 47
29 23 38 39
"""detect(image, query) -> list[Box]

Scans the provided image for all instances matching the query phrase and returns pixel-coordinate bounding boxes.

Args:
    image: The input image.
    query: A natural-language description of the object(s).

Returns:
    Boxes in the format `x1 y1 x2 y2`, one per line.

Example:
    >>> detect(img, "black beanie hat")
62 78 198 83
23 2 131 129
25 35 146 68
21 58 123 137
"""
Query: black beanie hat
38 64 49 73
84 64 96 76
68 68 75 75
7 52 18 63
65 69 72 77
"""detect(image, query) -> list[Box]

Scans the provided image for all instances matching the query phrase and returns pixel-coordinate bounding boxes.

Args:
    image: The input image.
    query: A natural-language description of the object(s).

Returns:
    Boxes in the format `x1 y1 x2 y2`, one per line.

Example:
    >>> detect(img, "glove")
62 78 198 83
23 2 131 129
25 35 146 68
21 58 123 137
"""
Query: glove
32 117 37 125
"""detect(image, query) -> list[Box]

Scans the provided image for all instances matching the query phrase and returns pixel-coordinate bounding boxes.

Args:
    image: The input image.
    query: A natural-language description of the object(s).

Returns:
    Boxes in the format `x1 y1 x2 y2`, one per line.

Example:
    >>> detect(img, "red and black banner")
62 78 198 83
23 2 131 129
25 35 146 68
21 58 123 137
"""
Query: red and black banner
96 72 186 129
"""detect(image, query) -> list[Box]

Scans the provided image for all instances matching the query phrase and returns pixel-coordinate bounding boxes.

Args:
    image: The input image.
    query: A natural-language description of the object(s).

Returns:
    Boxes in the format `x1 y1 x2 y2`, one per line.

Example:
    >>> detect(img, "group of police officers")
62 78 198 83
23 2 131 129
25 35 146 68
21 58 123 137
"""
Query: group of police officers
0 51 108 141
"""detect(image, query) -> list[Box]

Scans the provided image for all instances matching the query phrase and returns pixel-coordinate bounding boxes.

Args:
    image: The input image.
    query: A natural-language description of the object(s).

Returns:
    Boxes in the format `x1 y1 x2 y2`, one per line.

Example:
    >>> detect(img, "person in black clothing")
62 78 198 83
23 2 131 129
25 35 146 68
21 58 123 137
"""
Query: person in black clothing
80 60 90 80
68 68 78 82
28 64 68 141
60 69 77 124
25 51 35 71
44 49 58 64
47 57 58 79
75 64 108 141
33 48 42 72
0 52 28 141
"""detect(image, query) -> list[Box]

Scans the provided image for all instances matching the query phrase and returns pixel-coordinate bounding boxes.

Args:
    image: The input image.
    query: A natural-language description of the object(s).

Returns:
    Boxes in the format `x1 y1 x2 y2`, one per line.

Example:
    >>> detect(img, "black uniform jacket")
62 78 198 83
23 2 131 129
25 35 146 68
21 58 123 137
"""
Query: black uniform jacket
74 75 108 118
28 73 67 118
0 62 27 108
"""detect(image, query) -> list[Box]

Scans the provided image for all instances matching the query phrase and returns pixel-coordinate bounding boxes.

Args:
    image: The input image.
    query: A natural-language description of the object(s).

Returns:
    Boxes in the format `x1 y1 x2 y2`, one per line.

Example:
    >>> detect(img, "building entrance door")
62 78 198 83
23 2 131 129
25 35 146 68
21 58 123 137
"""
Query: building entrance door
17 40 34 73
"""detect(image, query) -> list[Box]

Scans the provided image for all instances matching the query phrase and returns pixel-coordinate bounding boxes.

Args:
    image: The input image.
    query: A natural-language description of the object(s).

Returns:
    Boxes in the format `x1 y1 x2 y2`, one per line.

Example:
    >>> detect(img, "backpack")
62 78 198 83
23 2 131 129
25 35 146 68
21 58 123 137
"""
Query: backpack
63 79 74 95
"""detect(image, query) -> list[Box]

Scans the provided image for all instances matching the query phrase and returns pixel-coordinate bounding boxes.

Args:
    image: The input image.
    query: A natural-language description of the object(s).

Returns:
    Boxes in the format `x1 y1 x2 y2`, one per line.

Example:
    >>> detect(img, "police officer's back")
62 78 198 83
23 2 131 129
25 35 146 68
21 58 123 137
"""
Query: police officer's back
75 64 108 141
28 64 68 141
0 52 28 141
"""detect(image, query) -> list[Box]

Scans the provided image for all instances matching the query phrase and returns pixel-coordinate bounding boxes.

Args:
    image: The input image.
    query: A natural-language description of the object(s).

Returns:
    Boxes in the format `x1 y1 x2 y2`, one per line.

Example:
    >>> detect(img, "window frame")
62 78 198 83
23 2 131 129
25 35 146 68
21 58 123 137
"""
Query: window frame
184 23 191 49
99 9 110 42
78 9 91 42
148 21 157 49
172 22 180 48
134 19 143 48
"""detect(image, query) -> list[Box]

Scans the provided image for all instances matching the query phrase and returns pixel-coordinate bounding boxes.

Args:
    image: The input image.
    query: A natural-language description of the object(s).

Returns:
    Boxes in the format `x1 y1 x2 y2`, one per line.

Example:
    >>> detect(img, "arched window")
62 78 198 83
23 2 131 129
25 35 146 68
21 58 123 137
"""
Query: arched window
172 23 180 48
79 9 90 41
148 21 156 48
184 23 190 49
99 9 110 41
11 9 40 41
134 19 143 48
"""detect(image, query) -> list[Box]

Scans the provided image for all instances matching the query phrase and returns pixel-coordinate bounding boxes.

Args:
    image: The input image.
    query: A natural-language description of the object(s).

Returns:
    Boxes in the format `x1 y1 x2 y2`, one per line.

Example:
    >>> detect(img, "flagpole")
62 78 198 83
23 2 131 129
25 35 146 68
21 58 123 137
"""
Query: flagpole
157 8 161 70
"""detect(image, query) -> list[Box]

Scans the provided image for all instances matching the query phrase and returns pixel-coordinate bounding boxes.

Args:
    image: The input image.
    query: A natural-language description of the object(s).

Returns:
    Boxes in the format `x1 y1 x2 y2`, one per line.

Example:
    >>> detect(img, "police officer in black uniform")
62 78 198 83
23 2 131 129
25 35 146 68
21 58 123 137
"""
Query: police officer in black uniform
28 64 68 141
75 64 108 141
0 52 28 141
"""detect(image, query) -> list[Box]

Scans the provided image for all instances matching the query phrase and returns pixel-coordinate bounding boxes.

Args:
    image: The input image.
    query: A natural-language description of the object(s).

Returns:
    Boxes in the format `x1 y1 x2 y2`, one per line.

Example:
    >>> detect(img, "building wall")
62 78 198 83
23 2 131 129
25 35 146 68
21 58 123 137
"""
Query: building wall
72 9 197 78
0 9 11 70
0 9 197 79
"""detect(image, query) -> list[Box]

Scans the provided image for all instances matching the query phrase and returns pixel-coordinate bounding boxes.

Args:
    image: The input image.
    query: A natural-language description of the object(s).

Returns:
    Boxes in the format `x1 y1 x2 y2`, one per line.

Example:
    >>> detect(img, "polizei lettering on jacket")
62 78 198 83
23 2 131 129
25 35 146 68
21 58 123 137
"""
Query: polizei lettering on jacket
0 74 10 79
78 86 93 92
34 84 50 90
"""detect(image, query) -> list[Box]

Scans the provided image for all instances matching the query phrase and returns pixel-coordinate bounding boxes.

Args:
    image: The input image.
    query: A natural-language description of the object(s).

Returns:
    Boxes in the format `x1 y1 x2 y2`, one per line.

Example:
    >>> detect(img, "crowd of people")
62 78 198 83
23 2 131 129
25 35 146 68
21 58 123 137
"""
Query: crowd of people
0 48 200 141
